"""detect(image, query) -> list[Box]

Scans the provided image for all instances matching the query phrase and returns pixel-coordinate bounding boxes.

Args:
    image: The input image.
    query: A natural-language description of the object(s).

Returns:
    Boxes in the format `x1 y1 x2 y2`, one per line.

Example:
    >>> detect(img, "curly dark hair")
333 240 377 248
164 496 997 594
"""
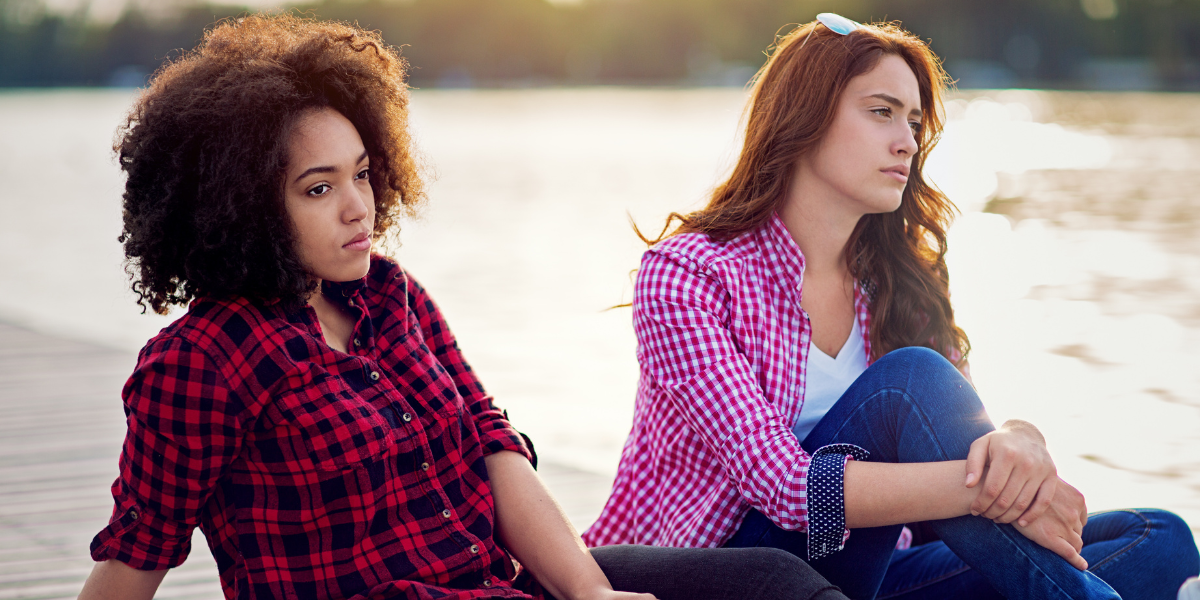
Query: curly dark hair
117 13 424 315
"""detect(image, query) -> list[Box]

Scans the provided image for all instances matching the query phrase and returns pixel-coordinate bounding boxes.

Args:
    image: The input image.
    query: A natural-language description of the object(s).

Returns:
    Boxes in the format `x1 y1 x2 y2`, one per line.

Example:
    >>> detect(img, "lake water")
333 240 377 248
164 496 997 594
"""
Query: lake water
1 87 1198 539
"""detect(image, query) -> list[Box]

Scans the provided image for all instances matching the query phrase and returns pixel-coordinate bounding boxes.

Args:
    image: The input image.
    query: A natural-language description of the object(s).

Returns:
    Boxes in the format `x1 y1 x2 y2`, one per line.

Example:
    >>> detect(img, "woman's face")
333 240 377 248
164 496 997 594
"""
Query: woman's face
797 53 922 215
283 107 375 285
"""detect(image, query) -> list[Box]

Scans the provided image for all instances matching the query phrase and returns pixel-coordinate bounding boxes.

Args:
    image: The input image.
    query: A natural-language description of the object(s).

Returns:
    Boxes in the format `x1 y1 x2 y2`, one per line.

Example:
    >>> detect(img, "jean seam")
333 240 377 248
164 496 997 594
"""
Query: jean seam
1085 509 1152 573
876 564 973 598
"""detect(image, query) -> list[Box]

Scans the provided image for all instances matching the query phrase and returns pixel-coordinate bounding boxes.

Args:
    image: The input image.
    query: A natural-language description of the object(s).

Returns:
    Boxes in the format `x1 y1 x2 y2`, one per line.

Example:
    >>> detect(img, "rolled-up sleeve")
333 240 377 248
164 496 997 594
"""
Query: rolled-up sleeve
805 444 869 560
406 275 535 465
90 338 243 570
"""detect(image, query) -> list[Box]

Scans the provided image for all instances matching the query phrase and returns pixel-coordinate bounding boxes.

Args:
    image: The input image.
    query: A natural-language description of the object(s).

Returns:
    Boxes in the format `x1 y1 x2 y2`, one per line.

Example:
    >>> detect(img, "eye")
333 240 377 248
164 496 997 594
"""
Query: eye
356 167 370 181
306 183 331 197
872 107 892 118
909 120 922 134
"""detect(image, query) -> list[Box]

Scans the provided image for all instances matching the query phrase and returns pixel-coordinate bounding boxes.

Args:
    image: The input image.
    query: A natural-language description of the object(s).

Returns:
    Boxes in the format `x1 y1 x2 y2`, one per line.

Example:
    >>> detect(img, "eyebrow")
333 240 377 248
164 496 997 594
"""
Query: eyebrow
292 150 369 184
868 93 923 120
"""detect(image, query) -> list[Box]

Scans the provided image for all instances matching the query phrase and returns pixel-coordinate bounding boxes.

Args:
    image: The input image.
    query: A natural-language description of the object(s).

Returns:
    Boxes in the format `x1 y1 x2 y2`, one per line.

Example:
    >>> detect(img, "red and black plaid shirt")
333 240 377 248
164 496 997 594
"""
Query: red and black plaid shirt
91 255 540 600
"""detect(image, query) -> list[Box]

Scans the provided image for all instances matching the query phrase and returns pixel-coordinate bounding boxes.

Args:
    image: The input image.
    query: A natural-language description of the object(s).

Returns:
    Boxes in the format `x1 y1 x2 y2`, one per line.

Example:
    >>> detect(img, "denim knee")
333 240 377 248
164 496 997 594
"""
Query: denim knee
865 347 974 411
872 346 956 377
1144 509 1200 577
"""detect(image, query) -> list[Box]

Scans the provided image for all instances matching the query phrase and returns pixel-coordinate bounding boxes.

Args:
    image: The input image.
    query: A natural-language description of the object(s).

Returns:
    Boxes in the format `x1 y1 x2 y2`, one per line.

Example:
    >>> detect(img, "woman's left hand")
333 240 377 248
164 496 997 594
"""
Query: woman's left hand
964 419 1058 526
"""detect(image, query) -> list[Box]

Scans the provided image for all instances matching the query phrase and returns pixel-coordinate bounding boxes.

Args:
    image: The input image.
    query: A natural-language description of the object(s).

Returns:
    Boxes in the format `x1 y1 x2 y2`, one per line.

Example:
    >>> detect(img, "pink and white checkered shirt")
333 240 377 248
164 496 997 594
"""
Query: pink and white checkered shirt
583 212 876 552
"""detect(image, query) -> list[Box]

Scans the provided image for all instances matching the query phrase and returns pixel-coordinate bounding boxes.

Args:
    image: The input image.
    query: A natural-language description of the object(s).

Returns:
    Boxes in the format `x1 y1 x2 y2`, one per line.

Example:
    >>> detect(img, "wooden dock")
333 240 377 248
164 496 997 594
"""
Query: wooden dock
0 321 615 599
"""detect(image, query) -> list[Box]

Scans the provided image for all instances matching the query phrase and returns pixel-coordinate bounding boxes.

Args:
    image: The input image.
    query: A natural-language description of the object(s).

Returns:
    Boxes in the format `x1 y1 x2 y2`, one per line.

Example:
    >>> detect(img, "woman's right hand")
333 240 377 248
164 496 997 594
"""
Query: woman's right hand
1011 477 1089 571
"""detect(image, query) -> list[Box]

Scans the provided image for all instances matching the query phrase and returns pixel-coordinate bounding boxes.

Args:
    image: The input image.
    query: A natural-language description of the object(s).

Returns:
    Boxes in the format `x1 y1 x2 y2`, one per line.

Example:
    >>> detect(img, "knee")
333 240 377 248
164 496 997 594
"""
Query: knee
869 346 969 400
1147 509 1199 563
1121 509 1200 577
735 548 843 597
874 346 955 375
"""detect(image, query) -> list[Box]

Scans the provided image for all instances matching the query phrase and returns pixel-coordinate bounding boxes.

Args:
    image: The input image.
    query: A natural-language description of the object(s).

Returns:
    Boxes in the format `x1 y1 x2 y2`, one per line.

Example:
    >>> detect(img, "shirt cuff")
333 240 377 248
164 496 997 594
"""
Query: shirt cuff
90 488 193 570
476 409 537 466
806 443 869 561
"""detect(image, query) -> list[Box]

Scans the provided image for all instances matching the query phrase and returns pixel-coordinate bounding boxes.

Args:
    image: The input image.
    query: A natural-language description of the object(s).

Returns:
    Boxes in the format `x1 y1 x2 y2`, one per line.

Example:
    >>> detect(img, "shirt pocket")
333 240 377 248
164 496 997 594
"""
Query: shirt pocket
264 373 401 473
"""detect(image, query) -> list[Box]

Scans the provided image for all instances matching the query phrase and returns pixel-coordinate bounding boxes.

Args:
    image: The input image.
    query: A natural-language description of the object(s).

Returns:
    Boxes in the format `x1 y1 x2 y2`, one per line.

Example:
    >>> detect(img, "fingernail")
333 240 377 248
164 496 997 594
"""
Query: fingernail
965 473 975 486
971 510 979 516
1018 520 1026 527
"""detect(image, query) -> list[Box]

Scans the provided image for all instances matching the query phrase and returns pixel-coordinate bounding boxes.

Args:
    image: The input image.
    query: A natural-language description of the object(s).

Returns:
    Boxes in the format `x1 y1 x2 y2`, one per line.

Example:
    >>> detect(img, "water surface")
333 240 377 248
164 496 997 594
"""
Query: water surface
0 88 1197 536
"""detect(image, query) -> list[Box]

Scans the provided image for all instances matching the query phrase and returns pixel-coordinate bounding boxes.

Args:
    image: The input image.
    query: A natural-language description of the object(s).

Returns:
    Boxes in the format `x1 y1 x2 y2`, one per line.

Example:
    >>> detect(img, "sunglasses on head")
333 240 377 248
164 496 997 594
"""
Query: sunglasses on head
800 12 863 48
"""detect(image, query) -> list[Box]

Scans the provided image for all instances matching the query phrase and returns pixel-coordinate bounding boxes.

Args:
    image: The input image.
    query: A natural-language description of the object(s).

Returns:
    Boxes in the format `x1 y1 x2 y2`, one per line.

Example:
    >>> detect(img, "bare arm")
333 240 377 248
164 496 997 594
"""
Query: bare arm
844 459 977 527
78 560 166 600
485 451 653 600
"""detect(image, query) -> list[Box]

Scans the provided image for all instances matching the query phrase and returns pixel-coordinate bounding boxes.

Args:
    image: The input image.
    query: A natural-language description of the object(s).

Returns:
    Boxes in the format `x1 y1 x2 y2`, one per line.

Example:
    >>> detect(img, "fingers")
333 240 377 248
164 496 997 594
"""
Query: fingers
1016 477 1056 527
989 477 1035 522
1058 479 1088 531
1066 524 1084 553
1051 536 1089 571
972 450 1014 516
965 436 989 488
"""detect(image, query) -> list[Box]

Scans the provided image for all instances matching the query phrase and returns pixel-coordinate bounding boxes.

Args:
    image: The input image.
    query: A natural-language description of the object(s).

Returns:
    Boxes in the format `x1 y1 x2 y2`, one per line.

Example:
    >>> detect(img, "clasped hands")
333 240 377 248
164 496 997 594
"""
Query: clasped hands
964 419 1089 570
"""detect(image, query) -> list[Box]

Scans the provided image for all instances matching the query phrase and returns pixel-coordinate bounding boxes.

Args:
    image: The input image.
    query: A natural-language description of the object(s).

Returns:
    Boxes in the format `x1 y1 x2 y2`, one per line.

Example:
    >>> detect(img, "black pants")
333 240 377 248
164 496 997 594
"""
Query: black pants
561 545 849 600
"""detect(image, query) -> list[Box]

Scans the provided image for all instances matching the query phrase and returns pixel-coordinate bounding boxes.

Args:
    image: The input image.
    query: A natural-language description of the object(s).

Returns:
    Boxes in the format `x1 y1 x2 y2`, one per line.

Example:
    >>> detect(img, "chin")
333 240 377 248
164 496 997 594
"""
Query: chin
323 260 372 283
863 196 903 214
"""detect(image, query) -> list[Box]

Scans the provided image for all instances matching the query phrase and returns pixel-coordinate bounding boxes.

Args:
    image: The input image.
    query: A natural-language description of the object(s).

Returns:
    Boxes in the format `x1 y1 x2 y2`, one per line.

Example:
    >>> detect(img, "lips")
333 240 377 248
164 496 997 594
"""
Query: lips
343 231 371 251
882 164 910 183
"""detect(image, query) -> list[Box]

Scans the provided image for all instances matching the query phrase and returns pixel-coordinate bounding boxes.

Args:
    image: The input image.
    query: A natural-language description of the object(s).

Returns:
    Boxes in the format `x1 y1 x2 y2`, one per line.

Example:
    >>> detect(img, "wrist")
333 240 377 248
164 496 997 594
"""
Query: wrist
1001 419 1045 445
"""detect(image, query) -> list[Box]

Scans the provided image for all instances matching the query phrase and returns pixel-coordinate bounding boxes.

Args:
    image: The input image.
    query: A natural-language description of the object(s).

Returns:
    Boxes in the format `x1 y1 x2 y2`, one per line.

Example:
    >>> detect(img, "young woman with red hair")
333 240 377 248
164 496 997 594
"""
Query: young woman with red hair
584 14 1199 600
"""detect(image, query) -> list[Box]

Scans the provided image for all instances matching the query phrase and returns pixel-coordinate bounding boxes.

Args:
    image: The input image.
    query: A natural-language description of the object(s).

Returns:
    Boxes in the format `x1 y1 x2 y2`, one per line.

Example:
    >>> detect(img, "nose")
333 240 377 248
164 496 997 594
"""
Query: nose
894 123 919 157
342 183 373 224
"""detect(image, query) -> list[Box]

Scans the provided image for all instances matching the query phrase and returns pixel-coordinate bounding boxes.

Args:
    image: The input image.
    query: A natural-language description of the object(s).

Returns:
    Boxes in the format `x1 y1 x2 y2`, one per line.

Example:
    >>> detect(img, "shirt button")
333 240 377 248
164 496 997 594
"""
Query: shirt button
402 412 412 422
470 544 479 553
482 578 491 587
347 299 355 307
421 462 430 471
353 338 361 347
128 509 138 520
442 509 452 519
369 371 380 381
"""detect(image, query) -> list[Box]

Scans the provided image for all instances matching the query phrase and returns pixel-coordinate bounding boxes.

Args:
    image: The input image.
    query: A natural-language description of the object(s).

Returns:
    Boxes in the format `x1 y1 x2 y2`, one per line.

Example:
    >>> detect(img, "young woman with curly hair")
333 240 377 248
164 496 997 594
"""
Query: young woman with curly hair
583 14 1199 600
77 14 850 600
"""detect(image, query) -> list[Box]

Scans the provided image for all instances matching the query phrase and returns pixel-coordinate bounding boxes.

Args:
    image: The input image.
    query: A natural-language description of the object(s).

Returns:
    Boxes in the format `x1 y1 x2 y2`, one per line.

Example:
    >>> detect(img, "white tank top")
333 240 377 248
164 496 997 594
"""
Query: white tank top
791 318 868 442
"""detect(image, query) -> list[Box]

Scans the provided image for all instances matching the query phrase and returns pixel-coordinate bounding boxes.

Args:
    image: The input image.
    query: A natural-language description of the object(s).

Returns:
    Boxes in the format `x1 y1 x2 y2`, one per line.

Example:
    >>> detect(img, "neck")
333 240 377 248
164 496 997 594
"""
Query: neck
779 168 863 279
307 280 334 316
306 279 325 304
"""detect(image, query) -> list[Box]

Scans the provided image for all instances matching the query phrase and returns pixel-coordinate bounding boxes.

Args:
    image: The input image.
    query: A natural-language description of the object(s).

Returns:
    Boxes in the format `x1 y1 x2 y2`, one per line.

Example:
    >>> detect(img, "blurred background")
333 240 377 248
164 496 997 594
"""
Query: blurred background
2 0 1200 597
2 0 1200 89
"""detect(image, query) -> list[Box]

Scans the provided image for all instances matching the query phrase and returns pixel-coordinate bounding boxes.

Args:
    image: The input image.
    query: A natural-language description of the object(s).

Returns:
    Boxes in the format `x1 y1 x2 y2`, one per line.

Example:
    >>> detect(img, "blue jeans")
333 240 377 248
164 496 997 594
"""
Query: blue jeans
724 347 1200 600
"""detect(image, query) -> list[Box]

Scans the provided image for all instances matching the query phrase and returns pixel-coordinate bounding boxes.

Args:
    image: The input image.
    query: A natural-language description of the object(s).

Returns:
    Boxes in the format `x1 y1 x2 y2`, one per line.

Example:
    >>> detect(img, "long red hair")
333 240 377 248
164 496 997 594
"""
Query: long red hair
644 19 969 364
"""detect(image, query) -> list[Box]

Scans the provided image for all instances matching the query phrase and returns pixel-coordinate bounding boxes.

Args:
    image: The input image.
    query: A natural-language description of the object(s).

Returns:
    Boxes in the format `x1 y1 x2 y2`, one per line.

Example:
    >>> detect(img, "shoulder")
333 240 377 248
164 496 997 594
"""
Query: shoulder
152 297 277 354
639 229 761 288
136 296 300 394
647 230 760 271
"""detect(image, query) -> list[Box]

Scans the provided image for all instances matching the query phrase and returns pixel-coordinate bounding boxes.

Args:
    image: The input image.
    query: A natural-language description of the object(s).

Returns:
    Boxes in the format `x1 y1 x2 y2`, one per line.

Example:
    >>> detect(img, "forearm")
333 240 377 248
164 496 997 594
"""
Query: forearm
485 450 613 600
78 560 166 600
843 460 977 528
